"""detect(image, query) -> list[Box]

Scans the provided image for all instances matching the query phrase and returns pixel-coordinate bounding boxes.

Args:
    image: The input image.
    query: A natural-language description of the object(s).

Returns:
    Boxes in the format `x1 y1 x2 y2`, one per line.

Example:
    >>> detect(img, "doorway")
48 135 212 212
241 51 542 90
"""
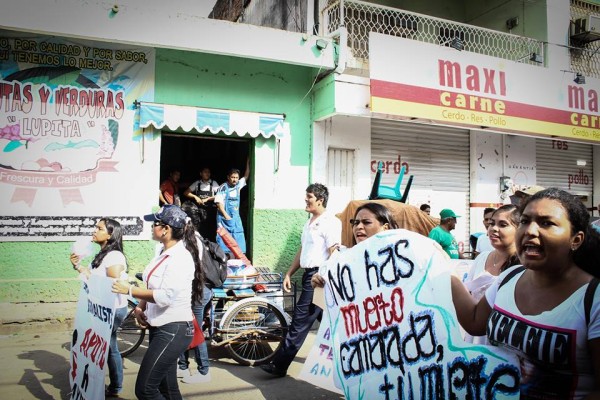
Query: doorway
159 132 252 256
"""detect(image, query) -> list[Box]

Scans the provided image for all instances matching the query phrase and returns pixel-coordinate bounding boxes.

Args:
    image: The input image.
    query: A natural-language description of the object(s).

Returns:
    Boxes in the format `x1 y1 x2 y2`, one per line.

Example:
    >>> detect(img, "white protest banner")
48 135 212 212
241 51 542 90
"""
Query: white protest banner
307 229 520 399
70 275 116 399
298 304 343 394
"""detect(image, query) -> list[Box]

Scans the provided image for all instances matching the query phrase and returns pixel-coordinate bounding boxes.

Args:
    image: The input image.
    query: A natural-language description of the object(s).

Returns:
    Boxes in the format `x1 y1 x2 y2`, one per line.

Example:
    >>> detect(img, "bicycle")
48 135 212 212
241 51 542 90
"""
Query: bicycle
116 268 294 365
117 297 146 357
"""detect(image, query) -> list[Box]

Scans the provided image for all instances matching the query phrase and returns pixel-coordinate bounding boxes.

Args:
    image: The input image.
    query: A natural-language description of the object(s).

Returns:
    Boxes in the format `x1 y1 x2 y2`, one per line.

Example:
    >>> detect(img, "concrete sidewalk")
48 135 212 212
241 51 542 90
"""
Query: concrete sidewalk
0 328 343 400
0 302 343 399
0 301 77 334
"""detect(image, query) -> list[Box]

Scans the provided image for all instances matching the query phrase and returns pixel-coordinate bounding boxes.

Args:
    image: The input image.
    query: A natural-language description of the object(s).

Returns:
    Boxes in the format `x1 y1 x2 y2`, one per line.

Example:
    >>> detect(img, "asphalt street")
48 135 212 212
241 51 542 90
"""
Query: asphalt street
0 329 344 400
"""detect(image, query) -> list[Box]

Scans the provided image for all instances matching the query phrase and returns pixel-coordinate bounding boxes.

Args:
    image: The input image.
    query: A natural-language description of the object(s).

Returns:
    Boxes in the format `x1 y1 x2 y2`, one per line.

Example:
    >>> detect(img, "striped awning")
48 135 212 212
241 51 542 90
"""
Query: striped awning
139 102 288 139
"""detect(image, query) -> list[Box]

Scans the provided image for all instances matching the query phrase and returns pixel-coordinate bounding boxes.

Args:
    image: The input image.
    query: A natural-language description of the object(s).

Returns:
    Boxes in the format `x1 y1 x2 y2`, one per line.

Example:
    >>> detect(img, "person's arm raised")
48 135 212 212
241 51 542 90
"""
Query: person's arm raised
243 157 250 181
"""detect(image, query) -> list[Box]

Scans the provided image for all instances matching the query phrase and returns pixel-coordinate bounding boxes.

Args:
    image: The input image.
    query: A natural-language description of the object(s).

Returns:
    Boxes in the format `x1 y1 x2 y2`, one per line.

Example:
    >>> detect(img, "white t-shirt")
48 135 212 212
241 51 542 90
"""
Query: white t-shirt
143 240 195 327
299 212 342 269
475 234 493 253
485 269 600 399
90 250 128 309
214 177 246 204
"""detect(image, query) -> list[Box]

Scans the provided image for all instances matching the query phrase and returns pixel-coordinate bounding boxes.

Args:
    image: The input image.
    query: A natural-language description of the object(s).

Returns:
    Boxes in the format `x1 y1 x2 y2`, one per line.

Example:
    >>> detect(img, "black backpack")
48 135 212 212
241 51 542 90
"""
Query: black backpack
199 235 228 289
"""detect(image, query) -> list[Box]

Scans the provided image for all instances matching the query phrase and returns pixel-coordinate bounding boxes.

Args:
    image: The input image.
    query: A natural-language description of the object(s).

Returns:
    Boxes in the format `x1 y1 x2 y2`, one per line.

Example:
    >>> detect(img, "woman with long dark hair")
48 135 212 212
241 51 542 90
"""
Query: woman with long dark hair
112 205 204 399
70 218 128 397
462 204 520 344
311 202 399 288
452 188 600 398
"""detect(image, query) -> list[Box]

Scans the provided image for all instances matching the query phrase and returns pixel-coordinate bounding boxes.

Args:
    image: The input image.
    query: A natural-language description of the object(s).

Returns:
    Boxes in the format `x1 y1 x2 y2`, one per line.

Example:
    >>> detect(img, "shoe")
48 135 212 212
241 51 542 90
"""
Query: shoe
182 371 212 384
259 363 286 378
177 368 190 378
105 389 121 398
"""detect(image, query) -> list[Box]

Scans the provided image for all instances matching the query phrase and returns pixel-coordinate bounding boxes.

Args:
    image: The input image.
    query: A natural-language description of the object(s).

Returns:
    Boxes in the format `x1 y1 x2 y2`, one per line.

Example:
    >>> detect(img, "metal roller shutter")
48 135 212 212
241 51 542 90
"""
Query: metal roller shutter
371 118 471 250
536 139 593 196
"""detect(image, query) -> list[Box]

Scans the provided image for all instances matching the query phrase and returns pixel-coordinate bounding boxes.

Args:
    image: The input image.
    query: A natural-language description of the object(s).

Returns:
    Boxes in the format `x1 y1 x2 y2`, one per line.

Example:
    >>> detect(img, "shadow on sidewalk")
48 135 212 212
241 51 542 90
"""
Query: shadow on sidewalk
18 348 71 400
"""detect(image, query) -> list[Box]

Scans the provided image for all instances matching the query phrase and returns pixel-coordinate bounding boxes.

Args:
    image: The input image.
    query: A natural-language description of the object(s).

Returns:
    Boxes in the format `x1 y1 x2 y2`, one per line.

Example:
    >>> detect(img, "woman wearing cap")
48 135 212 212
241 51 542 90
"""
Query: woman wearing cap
452 188 600 398
112 205 204 400
311 202 399 288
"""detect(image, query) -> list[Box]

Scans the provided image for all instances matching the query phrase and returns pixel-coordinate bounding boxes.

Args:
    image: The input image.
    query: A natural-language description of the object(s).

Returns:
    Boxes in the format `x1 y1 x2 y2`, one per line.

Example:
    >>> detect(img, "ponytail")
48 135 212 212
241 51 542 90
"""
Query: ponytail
181 219 204 303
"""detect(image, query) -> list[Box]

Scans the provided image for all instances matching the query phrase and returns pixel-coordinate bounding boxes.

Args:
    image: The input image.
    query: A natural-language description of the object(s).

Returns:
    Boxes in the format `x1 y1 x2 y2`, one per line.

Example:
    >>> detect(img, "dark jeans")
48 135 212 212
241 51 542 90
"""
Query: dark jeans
272 268 322 371
107 305 127 393
135 321 193 400
178 286 212 374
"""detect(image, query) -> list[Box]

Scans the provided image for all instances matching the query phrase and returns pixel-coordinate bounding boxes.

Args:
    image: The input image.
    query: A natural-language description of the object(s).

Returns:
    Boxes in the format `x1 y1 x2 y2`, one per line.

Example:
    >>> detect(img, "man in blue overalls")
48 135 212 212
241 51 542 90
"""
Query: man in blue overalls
215 158 250 255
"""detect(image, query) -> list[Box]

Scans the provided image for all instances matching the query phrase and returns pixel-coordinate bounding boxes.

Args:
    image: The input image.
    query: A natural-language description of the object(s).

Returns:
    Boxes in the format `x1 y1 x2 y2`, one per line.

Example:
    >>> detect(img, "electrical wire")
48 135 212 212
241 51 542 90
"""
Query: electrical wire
290 50 326 113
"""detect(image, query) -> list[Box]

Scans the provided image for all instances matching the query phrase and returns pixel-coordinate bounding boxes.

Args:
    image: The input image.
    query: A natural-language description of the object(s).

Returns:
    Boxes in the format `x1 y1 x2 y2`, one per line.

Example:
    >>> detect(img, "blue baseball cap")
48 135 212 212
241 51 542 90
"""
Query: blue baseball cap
143 205 187 229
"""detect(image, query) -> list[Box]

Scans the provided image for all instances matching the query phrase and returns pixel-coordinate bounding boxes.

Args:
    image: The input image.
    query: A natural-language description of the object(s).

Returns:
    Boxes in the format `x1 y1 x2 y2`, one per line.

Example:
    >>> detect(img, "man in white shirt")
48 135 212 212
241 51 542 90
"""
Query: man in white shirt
184 167 220 241
260 183 342 378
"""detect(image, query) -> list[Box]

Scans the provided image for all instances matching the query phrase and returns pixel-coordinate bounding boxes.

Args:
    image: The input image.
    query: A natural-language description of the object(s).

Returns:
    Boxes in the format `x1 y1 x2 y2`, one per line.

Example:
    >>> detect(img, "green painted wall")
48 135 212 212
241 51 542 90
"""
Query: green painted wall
252 209 308 275
312 73 336 120
0 240 154 302
0 48 319 302
154 49 314 167
153 49 316 275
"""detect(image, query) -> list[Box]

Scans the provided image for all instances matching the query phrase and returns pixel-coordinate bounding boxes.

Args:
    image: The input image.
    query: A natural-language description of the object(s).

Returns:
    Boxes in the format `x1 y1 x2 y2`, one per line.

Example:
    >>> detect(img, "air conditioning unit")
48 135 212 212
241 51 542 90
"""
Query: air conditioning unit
571 15 600 43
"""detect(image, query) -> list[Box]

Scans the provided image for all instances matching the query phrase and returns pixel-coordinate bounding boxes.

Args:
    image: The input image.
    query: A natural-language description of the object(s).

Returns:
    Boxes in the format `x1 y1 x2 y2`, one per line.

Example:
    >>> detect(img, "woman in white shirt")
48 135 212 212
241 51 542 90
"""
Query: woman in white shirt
112 205 204 400
462 204 520 344
452 188 600 399
70 218 128 397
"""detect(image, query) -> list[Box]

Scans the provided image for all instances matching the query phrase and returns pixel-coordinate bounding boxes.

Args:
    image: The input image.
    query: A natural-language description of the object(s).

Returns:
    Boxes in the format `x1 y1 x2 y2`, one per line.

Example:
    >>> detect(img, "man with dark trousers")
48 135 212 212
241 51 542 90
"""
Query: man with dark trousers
260 183 341 377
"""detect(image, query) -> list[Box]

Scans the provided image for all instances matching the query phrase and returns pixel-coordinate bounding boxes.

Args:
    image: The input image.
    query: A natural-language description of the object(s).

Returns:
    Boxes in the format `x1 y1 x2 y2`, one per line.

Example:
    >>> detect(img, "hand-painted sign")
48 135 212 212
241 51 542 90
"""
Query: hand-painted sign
304 229 520 399
70 275 116 400
0 30 156 239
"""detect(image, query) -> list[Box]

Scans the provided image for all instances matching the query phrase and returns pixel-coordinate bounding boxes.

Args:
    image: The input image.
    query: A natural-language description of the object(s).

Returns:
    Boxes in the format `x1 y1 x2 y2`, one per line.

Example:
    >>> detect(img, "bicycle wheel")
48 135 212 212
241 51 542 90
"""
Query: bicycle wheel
219 297 289 366
117 300 146 357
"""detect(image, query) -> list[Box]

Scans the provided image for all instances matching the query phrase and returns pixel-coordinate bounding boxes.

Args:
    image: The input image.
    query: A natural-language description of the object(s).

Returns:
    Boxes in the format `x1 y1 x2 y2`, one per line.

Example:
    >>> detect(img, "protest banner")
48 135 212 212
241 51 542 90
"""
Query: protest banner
69 275 116 399
298 297 343 394
301 229 520 399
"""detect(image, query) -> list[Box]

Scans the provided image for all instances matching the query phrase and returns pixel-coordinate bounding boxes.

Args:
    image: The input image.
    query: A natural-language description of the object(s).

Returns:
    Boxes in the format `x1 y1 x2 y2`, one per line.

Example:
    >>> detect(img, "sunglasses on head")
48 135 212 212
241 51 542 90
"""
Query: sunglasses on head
153 221 165 227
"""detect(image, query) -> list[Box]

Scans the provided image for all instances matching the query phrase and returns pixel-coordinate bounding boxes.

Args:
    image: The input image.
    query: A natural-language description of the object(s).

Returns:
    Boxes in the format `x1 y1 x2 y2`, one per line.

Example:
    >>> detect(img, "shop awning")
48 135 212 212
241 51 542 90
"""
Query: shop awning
139 102 288 139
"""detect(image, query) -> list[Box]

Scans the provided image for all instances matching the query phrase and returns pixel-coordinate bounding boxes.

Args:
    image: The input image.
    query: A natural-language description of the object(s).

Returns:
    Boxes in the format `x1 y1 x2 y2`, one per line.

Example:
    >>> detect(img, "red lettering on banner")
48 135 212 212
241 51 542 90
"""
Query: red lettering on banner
78 328 107 369
439 60 506 97
568 85 598 113
0 81 34 113
340 287 404 337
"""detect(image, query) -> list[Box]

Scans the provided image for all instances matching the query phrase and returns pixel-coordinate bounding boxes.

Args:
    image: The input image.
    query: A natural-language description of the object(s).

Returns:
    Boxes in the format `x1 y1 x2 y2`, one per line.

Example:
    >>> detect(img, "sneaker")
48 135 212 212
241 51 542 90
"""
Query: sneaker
177 368 190 378
105 389 121 398
182 371 212 384
259 363 286 378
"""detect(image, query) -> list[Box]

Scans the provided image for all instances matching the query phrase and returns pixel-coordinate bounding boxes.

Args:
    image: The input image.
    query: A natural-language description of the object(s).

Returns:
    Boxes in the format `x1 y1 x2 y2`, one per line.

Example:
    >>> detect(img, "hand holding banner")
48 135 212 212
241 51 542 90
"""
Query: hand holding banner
300 229 520 399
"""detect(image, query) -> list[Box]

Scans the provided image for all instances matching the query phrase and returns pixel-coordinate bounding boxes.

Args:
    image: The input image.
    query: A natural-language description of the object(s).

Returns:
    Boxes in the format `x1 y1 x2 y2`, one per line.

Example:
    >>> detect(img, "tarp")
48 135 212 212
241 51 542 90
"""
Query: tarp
139 102 288 139
336 199 438 247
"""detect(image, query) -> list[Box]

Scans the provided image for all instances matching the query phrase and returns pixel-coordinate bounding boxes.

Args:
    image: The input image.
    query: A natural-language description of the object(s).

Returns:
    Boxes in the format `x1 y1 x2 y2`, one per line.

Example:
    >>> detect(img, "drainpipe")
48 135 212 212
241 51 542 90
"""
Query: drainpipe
327 0 347 75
